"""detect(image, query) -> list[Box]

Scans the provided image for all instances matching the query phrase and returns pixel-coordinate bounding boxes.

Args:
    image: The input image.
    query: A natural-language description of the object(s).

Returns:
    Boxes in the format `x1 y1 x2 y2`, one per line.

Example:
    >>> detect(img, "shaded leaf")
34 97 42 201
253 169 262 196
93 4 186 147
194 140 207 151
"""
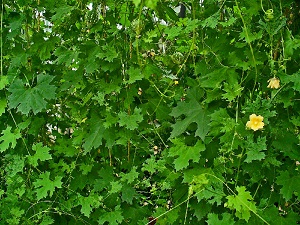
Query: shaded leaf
276 170 300 201
207 213 235 225
121 184 136 204
118 108 143 130
121 166 139 183
8 74 57 115
98 206 124 225
168 139 205 171
125 67 144 84
170 99 210 141
245 137 267 163
83 119 105 152
0 98 7 116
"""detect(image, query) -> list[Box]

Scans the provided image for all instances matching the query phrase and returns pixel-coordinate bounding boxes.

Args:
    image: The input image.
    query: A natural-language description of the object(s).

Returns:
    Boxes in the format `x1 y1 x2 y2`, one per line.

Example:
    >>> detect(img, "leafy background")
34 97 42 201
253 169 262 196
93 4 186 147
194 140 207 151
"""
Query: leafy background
1 0 300 224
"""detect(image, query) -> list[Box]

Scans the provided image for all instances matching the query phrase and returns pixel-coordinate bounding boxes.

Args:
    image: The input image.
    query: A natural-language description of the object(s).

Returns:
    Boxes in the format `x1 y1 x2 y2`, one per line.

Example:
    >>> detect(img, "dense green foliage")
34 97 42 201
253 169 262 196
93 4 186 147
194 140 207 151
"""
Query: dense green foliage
1 0 300 224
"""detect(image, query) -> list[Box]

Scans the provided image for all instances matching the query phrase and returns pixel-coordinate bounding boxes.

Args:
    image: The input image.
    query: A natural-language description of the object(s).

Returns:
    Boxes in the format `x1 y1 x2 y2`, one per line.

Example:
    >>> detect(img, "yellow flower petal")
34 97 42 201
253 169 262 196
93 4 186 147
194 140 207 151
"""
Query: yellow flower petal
246 114 264 131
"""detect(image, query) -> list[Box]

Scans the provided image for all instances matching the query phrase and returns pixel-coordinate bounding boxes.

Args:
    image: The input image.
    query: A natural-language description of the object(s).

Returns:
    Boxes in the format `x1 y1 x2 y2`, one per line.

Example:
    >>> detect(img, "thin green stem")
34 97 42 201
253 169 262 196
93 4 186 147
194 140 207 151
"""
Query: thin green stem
205 173 270 225
135 0 144 66
1 1 3 77
234 0 258 99
146 188 205 225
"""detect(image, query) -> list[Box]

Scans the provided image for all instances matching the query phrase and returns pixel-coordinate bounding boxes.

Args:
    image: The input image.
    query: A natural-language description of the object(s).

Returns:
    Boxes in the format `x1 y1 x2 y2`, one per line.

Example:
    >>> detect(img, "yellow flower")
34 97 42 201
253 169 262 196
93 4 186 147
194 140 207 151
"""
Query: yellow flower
174 80 179 85
246 114 264 131
267 77 280 89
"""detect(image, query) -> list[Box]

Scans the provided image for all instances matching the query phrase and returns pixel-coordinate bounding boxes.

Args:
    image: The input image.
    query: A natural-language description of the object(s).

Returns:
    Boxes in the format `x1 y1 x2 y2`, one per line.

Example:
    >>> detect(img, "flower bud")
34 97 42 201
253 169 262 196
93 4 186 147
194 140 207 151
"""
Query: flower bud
267 77 280 89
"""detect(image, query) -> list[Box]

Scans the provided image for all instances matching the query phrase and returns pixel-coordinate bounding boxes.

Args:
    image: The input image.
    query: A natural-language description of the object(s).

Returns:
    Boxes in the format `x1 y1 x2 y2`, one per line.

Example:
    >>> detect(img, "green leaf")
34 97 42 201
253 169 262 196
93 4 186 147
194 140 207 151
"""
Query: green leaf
283 33 300 57
54 47 79 66
79 196 93 217
98 206 124 225
222 81 243 102
120 166 139 183
272 132 300 160
168 139 205 171
164 26 182 40
191 200 212 221
40 215 54 225
198 185 225 206
0 76 8 90
159 4 178 21
200 67 237 89
110 181 122 194
7 14 24 39
118 107 143 130
206 213 235 225
142 156 167 174
201 12 219 28
54 138 79 157
125 67 144 84
78 193 101 218
28 143 52 167
276 171 300 201
6 207 24 225
184 168 225 205
5 154 25 177
263 205 300 225
209 108 236 136
244 136 267 163
132 0 141 7
8 74 57 115
32 35 60 60
33 172 62 200
0 98 7 116
170 99 210 141
284 70 300 92
79 162 93 175
239 29 263 43
83 119 105 152
97 44 119 62
51 5 74 21
219 17 237 27
226 186 257 221
145 0 159 9
0 126 21 152
121 184 136 204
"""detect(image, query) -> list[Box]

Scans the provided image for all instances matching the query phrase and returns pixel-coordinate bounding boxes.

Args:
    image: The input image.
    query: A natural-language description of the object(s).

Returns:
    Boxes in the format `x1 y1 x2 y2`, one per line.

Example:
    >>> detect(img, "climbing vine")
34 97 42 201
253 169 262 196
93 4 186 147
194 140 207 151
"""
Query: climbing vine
1 0 300 224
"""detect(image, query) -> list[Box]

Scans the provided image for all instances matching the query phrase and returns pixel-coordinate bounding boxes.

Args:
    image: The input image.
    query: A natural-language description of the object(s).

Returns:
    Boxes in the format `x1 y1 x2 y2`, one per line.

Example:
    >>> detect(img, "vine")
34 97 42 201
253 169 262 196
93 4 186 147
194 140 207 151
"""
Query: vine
1 0 300 224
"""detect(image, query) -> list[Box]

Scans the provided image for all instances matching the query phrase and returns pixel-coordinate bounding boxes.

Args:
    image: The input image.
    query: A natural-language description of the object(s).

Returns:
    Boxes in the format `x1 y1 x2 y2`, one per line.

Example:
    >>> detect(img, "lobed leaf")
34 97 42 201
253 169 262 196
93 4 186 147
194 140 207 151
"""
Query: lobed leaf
0 126 21 152
170 99 210 141
8 74 57 115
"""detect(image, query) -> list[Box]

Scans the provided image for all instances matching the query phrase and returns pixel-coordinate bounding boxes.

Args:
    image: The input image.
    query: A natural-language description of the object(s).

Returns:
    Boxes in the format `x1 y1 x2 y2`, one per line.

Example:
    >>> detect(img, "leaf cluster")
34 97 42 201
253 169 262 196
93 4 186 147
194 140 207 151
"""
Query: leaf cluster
1 0 300 224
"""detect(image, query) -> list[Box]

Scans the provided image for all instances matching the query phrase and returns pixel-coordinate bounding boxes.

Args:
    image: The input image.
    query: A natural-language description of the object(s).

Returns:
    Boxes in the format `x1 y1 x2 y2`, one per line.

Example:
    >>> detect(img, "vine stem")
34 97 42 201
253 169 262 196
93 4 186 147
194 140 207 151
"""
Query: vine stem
147 172 270 225
135 0 144 66
150 1 197 117
205 173 270 225
1 0 3 77
234 0 258 99
146 188 205 225
7 109 31 156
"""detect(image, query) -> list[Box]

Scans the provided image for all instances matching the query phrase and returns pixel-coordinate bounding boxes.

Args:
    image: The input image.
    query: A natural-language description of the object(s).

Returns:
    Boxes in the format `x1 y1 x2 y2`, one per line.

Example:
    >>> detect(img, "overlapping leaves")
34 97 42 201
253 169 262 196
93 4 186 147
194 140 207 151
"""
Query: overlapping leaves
8 74 57 115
